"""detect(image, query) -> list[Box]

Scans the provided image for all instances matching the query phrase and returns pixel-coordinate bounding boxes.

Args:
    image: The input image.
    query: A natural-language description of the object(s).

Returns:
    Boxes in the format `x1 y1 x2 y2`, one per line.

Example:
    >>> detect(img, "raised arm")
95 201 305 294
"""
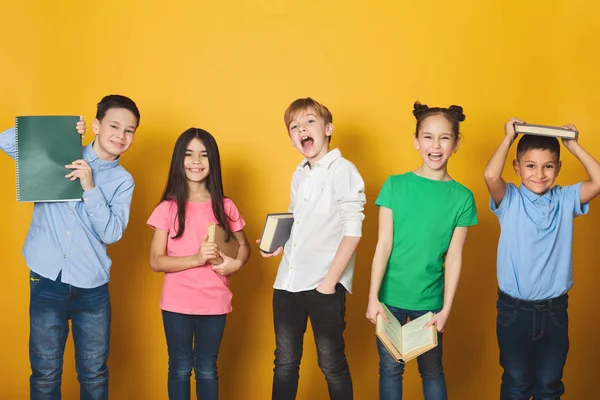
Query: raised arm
484 118 522 206
561 124 600 205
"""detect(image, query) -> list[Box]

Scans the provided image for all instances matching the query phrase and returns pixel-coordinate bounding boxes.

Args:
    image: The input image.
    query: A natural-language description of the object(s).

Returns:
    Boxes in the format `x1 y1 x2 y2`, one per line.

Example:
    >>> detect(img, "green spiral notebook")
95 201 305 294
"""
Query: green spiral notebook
16 116 83 202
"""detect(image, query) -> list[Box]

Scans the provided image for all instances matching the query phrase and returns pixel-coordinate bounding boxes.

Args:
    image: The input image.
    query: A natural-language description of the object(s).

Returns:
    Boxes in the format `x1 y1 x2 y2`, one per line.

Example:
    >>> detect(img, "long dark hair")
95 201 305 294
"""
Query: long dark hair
159 128 232 240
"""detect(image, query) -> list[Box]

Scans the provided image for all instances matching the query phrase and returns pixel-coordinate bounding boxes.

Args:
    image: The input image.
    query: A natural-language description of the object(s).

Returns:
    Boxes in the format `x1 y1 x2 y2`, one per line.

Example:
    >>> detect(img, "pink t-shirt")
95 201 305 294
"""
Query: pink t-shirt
147 198 246 315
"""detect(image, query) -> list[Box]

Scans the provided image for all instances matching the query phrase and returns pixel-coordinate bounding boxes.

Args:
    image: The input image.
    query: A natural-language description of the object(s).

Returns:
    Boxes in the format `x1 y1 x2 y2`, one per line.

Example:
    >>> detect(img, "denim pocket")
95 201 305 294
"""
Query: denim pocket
496 301 518 327
29 271 42 295
549 307 568 329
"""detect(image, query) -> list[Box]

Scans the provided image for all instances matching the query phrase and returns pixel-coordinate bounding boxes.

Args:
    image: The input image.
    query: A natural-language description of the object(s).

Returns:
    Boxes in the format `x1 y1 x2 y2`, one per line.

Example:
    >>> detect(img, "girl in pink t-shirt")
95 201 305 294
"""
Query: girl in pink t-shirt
147 128 250 400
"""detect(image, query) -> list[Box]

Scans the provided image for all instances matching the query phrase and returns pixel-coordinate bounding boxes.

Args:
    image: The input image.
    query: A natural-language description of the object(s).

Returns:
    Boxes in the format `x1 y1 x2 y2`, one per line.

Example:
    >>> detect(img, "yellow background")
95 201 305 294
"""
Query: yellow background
1 1 599 399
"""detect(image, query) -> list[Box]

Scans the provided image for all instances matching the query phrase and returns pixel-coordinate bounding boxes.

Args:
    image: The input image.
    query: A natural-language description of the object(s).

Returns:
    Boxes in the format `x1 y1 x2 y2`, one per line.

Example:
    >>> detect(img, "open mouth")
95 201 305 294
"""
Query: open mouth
188 168 203 173
300 136 314 149
428 152 443 162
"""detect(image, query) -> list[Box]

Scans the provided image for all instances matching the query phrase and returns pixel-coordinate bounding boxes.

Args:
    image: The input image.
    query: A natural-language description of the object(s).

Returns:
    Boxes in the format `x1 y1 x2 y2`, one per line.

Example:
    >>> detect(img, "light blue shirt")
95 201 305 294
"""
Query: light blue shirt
490 183 588 300
0 128 134 288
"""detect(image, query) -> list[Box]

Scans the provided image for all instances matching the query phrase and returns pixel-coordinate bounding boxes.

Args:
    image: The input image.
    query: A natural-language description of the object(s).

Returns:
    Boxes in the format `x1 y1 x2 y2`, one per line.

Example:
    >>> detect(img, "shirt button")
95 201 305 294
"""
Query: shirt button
66 231 71 236
90 213 94 217
63 254 67 258
303 198 307 202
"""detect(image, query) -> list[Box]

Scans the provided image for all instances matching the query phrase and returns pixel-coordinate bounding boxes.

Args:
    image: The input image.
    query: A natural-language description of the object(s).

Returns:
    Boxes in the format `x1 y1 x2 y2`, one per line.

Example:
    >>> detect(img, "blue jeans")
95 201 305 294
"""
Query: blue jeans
29 271 111 400
497 290 569 400
272 284 353 400
377 305 446 400
161 310 226 400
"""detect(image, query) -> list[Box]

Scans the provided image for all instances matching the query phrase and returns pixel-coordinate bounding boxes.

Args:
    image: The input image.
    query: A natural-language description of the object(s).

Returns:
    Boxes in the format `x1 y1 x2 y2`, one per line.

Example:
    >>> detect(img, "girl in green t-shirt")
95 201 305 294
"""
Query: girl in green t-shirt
366 102 478 400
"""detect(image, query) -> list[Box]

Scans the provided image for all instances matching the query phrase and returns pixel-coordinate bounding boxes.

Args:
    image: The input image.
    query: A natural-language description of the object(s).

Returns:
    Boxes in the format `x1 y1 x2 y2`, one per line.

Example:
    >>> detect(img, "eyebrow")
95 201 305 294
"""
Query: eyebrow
523 160 557 163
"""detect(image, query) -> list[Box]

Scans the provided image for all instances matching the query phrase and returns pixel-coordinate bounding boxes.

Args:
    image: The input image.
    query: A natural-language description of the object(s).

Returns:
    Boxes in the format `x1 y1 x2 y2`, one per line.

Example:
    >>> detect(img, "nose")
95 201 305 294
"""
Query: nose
536 167 545 179
432 138 441 148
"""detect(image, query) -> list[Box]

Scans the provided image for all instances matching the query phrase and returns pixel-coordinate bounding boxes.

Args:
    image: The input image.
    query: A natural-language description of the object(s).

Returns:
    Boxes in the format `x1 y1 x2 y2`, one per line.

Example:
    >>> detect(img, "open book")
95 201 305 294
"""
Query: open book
376 303 438 362
206 223 239 265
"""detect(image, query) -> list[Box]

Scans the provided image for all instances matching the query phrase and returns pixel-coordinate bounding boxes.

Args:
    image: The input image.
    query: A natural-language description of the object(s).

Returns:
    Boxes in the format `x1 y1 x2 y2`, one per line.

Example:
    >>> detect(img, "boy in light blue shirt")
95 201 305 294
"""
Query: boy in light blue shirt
483 117 600 399
0 94 140 400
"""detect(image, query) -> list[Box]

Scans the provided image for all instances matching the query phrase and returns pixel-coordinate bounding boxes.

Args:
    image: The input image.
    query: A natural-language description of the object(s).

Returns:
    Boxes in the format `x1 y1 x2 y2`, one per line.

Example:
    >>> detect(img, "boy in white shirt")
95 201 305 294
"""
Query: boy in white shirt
259 97 366 400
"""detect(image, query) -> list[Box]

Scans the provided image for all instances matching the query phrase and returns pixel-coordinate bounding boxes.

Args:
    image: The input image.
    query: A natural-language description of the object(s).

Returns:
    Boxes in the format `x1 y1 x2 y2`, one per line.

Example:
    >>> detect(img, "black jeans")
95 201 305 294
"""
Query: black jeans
496 289 569 400
272 284 353 400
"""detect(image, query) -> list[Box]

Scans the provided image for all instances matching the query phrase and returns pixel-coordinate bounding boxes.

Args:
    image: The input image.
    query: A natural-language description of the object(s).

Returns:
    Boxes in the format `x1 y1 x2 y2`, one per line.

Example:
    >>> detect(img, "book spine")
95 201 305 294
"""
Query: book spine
15 117 20 202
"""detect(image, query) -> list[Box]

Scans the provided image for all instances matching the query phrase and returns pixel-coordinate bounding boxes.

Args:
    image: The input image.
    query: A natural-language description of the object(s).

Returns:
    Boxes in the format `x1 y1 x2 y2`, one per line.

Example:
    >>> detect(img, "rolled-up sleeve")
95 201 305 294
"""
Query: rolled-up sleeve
334 162 366 237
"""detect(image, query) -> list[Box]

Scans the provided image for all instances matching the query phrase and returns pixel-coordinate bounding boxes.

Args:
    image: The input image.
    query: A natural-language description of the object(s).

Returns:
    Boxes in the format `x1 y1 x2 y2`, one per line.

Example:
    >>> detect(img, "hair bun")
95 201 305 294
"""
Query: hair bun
447 105 466 122
413 101 429 119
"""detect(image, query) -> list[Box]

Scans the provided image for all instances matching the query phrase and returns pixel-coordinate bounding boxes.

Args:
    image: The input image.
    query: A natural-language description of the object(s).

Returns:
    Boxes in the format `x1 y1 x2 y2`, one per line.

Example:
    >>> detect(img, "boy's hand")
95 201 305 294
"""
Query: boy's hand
505 117 525 140
424 309 449 332
561 124 580 152
196 234 218 265
255 239 283 257
366 298 389 324
65 159 95 191
212 252 242 276
316 282 336 294
76 116 86 135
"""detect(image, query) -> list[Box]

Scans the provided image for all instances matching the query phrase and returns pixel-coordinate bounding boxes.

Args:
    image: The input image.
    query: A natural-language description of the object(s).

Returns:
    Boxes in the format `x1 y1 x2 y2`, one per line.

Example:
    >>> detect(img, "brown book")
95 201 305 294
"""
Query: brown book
514 123 577 139
376 303 438 362
206 223 238 265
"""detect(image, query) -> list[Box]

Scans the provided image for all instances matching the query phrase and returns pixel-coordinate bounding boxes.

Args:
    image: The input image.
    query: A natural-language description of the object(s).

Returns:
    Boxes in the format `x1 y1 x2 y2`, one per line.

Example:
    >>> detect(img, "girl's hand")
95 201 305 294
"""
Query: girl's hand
212 252 242 276
196 234 218 265
255 239 283 257
366 298 389 325
76 116 86 135
65 159 95 191
561 123 580 152
424 309 449 332
505 117 525 140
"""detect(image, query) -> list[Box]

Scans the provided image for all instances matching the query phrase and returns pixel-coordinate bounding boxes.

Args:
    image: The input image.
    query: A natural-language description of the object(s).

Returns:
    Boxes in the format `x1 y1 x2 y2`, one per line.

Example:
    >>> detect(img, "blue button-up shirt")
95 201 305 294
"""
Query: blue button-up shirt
490 183 588 300
0 128 134 288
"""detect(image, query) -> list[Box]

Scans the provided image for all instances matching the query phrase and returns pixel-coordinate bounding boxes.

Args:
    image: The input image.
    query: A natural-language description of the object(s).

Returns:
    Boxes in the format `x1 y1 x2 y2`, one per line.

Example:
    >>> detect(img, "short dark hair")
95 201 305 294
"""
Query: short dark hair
96 94 140 126
516 134 560 160
412 101 465 140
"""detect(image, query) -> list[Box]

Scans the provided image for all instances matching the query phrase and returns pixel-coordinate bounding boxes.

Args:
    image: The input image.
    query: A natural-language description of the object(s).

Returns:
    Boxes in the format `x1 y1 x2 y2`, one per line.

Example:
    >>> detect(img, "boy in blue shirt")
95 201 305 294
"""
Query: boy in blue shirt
0 94 140 400
483 117 600 399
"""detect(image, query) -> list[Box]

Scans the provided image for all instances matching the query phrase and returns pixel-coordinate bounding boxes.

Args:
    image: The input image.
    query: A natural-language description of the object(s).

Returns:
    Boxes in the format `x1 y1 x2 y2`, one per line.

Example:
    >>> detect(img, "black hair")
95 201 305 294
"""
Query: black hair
96 94 140 126
159 128 232 240
412 101 465 139
516 134 560 160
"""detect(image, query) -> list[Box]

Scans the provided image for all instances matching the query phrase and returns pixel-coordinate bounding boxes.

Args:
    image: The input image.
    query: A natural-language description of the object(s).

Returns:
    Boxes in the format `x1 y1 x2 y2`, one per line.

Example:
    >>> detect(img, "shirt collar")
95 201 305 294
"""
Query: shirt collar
296 148 341 171
82 142 120 170
519 184 553 202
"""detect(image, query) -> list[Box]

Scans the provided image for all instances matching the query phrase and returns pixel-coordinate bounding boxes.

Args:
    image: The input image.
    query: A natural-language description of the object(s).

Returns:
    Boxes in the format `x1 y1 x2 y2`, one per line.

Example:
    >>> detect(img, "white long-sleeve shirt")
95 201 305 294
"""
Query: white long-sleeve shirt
273 149 366 293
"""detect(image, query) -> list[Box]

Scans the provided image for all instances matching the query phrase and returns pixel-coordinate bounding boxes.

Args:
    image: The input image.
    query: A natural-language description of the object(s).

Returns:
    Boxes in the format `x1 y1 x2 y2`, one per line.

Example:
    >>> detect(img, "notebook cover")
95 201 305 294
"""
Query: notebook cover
16 116 83 202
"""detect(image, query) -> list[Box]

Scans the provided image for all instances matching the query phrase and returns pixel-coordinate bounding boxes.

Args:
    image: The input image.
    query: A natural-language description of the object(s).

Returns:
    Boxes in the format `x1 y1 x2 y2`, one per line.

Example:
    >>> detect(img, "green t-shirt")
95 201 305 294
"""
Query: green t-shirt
375 172 478 310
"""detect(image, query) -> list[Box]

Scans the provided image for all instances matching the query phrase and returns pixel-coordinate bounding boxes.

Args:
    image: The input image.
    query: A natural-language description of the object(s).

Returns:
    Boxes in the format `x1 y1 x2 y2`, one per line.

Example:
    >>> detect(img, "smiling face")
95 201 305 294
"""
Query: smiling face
184 138 209 183
413 113 461 173
92 107 138 160
513 148 561 195
288 106 333 165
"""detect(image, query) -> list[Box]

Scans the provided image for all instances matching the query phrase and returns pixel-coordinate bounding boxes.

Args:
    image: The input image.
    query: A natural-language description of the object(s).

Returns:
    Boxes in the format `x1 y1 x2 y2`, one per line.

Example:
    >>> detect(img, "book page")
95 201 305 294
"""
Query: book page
380 304 403 353
401 312 436 355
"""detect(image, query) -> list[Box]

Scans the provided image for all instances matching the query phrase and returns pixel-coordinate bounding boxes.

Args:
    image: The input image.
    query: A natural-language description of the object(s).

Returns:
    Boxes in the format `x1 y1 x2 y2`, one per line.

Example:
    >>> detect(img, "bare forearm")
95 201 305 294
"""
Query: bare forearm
150 254 200 273
571 143 600 183
484 135 514 182
442 258 462 313
235 243 251 268
322 236 361 287
368 242 392 300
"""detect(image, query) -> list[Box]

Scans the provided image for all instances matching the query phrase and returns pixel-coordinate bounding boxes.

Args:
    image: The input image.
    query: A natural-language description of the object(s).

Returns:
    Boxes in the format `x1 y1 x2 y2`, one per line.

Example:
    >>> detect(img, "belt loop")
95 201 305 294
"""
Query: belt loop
549 298 554 311
515 298 520 309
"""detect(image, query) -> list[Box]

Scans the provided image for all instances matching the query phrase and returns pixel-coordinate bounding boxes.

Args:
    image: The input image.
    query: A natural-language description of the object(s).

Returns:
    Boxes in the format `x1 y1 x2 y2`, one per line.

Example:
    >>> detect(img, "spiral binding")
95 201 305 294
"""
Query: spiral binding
15 117 20 202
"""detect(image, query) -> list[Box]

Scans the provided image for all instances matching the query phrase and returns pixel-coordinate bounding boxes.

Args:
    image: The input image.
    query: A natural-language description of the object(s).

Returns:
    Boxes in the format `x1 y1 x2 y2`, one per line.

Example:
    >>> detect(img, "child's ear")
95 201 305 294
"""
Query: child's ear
325 123 334 137
92 118 100 135
512 159 520 175
556 160 562 176
413 135 420 150
453 136 462 153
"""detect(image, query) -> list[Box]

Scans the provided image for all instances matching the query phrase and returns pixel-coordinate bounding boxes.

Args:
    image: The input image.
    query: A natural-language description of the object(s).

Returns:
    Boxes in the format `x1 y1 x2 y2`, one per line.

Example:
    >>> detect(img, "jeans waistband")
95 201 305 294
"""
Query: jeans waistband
497 289 568 311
